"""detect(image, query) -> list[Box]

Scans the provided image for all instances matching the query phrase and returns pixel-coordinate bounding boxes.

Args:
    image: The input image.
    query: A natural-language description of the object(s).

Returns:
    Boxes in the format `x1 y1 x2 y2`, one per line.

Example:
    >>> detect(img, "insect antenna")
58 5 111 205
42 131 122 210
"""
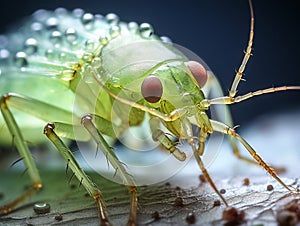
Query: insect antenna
229 0 254 98
206 86 300 107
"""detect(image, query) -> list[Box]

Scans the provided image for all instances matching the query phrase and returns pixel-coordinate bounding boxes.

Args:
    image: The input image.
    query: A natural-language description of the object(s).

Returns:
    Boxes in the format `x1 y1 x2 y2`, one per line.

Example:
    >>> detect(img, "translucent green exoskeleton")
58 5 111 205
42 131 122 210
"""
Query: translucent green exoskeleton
1 1 300 225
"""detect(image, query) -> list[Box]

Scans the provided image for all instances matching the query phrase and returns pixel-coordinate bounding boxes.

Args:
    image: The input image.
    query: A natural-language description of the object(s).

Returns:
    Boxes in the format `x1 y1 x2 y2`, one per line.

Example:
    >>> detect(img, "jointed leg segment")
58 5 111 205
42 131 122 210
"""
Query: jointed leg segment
191 133 229 206
81 114 138 226
44 123 110 226
211 120 295 193
0 94 42 214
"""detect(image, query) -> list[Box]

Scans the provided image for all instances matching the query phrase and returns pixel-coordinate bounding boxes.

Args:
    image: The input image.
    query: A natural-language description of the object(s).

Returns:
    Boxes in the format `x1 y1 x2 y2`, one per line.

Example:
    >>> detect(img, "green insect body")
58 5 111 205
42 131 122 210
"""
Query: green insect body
1 3 299 225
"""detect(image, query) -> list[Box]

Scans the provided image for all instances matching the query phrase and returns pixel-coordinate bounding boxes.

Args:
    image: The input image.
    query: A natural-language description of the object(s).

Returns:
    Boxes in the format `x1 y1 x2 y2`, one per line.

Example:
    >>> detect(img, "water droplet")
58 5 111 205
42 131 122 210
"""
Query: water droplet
0 49 9 66
55 7 67 16
14 52 28 67
31 22 43 32
45 49 54 59
99 34 109 45
160 36 172 44
33 9 49 21
139 23 153 38
127 22 138 33
65 28 77 43
33 203 50 214
50 30 62 45
0 49 10 60
109 25 121 38
91 57 102 69
81 13 94 29
95 14 104 20
72 8 84 18
59 52 66 61
105 13 119 25
70 40 78 48
46 17 59 30
24 38 38 55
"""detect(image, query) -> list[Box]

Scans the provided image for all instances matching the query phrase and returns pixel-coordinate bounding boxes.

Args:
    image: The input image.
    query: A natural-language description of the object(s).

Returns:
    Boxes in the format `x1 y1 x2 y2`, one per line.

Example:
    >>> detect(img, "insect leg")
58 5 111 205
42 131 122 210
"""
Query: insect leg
149 117 186 161
81 114 137 226
205 72 266 167
203 85 300 171
44 123 111 226
0 93 76 123
192 129 228 206
229 0 254 98
0 94 42 214
210 119 296 193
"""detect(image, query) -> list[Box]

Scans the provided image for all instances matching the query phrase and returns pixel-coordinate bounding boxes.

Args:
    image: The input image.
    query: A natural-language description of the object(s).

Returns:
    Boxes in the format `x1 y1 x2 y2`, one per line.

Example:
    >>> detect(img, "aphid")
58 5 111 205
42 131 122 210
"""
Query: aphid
0 0 299 225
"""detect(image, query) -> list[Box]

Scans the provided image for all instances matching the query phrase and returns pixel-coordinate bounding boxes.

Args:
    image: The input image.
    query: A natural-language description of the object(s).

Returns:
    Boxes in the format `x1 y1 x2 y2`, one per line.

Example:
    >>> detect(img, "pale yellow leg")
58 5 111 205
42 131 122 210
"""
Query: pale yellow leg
211 119 296 193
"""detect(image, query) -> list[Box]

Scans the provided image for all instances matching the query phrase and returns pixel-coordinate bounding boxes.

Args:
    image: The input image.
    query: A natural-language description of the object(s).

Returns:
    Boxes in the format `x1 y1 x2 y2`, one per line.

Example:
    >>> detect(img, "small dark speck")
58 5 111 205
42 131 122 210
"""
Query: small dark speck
174 197 184 207
222 207 245 224
70 184 76 190
213 200 221 207
165 182 171 186
243 178 250 186
151 211 160 220
186 212 196 224
267 184 274 191
54 214 63 221
199 174 206 183
276 210 297 226
0 192 4 200
175 186 181 190
220 189 226 194
84 193 90 197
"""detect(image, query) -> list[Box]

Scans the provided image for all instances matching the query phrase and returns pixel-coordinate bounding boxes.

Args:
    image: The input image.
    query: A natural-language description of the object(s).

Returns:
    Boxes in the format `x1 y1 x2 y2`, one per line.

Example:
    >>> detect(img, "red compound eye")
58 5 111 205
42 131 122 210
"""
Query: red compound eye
141 75 163 103
185 61 207 88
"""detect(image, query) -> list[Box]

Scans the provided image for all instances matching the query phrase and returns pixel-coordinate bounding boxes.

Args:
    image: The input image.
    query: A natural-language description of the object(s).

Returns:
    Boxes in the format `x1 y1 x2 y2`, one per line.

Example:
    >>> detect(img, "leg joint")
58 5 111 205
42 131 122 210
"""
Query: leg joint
43 122 55 135
81 113 93 125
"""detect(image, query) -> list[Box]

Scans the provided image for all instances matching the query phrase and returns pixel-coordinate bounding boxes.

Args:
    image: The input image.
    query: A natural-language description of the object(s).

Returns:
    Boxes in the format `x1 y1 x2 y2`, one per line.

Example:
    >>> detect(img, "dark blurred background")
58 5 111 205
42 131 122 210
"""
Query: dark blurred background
1 0 299 127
